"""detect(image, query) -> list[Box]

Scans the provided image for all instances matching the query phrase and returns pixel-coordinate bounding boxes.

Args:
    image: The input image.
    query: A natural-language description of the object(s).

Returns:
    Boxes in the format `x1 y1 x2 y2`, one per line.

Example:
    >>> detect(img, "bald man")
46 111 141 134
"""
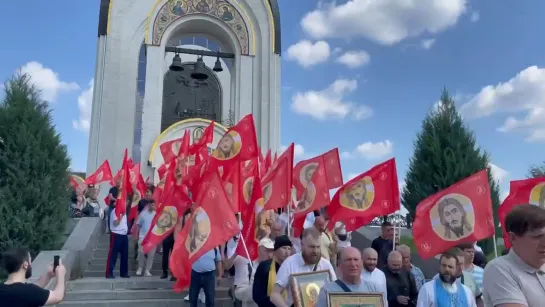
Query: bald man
361 248 388 300
385 251 418 307
316 247 385 307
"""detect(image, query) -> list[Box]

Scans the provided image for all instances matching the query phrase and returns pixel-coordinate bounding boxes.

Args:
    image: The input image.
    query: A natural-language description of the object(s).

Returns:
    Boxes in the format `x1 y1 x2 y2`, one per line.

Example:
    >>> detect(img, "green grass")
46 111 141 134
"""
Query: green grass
399 236 416 250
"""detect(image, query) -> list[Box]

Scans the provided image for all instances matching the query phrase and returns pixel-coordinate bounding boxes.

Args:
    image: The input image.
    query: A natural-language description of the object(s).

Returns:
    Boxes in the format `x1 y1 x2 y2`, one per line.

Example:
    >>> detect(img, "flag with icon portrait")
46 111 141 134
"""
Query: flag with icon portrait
170 171 239 291
293 149 342 199
84 160 113 185
499 176 545 248
262 143 294 210
160 130 190 165
413 170 495 259
326 158 400 232
210 114 258 165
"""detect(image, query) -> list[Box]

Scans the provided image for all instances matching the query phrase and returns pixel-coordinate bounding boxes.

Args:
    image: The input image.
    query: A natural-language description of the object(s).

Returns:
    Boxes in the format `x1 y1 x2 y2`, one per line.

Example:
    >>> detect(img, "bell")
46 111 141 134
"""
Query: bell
169 53 184 71
191 57 208 80
213 57 223 72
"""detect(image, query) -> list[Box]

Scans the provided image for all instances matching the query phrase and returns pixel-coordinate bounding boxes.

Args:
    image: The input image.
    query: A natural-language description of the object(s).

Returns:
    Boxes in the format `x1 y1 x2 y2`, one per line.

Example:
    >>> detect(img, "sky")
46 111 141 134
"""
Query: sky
1 0 544 209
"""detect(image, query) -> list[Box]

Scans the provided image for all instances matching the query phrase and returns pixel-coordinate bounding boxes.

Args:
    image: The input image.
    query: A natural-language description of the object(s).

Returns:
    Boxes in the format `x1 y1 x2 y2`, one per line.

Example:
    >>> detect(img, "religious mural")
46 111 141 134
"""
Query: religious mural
153 0 250 55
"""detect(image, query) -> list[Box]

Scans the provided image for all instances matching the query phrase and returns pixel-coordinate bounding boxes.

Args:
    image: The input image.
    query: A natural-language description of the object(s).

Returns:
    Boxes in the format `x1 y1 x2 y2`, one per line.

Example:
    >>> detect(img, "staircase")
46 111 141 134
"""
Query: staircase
58 231 232 306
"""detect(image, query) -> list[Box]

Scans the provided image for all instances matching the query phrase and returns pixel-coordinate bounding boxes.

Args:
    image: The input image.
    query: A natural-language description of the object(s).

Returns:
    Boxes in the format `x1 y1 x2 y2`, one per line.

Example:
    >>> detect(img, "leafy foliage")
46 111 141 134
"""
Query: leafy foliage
0 74 71 259
528 162 545 178
401 89 501 254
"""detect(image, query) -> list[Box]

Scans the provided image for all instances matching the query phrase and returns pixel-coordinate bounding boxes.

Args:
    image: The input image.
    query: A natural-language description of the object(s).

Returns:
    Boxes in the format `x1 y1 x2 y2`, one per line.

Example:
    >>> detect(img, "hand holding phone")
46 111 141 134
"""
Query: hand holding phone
53 255 60 273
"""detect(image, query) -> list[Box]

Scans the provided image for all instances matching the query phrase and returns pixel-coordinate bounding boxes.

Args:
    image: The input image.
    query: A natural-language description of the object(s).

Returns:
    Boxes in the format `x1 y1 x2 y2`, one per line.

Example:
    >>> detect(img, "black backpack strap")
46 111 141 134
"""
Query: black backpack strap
334 279 352 292
312 264 318 271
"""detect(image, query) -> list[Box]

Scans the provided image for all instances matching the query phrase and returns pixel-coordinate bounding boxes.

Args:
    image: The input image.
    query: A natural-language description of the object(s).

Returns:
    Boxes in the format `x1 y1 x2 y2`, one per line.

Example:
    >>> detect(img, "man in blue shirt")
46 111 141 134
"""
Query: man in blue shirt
189 247 223 307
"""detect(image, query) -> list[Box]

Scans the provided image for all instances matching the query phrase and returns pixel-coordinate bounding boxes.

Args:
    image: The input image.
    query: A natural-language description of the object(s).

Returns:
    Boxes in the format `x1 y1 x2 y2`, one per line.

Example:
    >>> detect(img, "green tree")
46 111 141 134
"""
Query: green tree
0 74 71 258
401 89 501 255
528 162 545 178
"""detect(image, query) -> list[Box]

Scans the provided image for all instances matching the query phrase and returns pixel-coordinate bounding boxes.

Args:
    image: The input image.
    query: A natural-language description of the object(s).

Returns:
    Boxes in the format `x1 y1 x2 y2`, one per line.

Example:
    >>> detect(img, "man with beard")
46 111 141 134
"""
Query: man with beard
433 248 482 306
384 251 418 307
0 247 66 306
417 251 476 307
270 228 336 307
316 247 385 307
437 198 473 240
361 248 388 299
253 236 293 307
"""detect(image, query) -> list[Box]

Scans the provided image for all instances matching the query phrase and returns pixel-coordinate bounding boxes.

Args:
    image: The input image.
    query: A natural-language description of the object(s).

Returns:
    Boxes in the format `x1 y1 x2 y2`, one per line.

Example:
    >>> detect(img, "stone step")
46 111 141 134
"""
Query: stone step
92 248 138 259
66 277 174 291
57 298 232 307
64 287 230 301
83 270 164 278
87 259 163 271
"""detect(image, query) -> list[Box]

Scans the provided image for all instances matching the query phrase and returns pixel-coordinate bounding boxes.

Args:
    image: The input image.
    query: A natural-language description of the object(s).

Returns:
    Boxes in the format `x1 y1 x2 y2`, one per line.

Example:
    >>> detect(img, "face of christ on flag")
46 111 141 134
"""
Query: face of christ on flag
529 182 545 208
339 176 375 211
152 206 178 236
262 182 272 206
431 193 475 241
299 163 318 188
243 177 253 204
212 131 242 160
295 163 318 213
185 207 212 257
255 199 274 241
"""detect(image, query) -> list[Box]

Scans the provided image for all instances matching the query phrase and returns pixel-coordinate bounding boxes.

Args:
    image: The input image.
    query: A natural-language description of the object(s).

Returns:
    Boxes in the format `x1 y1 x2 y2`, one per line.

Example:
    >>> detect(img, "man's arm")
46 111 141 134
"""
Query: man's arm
44 263 66 305
270 284 289 307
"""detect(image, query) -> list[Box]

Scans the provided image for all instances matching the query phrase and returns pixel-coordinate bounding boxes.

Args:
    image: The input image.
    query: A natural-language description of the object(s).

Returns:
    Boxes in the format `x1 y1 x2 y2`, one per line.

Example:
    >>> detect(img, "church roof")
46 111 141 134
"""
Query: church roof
97 0 281 55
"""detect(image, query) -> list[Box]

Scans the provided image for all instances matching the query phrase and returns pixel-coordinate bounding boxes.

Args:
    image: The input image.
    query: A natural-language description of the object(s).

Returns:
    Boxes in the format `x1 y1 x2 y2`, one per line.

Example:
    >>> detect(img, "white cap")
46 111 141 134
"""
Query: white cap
258 238 274 249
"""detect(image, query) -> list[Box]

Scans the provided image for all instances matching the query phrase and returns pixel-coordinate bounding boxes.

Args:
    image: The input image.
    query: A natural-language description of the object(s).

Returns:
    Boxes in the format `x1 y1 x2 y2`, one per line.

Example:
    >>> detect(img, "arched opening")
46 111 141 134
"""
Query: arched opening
161 62 222 132
132 42 147 162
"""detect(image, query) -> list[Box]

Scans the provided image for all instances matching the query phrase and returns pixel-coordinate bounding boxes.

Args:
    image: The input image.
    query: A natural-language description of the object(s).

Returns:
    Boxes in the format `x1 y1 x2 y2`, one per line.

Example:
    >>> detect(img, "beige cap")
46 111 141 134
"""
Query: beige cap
258 237 274 249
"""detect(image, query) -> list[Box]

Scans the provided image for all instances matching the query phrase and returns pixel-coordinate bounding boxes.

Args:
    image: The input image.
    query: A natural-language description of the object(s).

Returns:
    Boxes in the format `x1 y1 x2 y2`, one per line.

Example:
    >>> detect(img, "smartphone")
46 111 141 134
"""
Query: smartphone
53 255 60 272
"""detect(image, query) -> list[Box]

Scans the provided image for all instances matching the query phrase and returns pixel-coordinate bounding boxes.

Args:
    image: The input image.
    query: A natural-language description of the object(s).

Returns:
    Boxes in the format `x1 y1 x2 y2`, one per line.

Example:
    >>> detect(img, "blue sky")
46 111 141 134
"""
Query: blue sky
1 0 544 204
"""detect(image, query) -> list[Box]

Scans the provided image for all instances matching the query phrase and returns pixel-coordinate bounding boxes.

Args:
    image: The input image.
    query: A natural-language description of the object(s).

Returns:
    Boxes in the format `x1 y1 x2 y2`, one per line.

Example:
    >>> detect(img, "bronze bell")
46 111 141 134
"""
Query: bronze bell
169 53 184 71
191 57 208 80
213 57 223 72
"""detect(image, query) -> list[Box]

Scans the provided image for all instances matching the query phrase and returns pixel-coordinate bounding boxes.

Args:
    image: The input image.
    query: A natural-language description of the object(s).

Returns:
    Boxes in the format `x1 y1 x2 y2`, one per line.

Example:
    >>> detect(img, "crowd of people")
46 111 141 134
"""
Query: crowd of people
1 185 544 307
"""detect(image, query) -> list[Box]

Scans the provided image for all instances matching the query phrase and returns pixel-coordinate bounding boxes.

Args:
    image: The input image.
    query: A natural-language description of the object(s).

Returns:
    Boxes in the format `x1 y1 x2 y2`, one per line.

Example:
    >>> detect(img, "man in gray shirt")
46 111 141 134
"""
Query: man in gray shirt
316 247 385 307
483 205 545 307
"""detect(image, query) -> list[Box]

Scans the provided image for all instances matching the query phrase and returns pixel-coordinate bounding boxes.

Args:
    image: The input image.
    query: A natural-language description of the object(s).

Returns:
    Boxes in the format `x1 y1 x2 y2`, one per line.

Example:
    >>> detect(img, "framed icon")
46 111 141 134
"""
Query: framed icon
290 270 333 307
327 292 384 307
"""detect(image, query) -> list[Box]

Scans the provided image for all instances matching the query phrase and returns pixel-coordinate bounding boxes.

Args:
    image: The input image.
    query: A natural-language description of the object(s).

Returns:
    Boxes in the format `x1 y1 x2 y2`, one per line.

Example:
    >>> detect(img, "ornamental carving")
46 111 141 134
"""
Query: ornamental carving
152 0 250 55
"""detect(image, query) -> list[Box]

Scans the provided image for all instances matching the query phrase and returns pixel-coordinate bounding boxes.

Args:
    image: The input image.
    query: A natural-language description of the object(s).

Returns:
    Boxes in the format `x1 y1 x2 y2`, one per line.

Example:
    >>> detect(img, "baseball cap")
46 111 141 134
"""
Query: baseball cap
258 238 274 250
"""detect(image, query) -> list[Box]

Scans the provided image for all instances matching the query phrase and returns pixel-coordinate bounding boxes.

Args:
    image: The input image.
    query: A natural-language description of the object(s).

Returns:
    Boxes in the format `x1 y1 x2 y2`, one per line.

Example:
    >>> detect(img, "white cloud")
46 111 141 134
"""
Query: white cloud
460 66 545 142
286 40 330 68
470 11 480 22
280 143 305 159
301 0 467 45
18 61 79 102
341 140 394 160
291 79 372 120
72 79 94 133
336 50 371 68
420 38 436 50
489 163 508 184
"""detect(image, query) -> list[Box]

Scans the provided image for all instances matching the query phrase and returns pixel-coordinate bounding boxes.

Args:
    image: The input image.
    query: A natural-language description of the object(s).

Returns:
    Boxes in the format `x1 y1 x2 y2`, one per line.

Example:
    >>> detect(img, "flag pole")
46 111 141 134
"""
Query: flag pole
238 231 254 270
493 235 498 258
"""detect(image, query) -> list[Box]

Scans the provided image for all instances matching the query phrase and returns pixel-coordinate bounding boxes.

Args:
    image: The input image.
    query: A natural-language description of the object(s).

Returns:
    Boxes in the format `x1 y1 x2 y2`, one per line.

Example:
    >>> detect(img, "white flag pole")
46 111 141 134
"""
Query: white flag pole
493 235 498 258
239 231 254 270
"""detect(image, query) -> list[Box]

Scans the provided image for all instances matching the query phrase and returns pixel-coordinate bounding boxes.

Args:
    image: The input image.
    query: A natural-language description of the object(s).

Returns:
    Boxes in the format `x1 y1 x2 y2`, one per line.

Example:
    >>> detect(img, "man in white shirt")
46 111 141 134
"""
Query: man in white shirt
270 227 336 307
361 248 387 301
135 200 156 276
417 250 476 307
106 210 129 278
314 216 335 262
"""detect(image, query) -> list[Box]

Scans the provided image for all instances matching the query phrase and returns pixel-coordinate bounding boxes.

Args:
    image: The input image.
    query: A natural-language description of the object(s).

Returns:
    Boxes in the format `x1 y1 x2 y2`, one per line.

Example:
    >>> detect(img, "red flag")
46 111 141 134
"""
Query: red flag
293 148 342 199
189 121 215 154
499 176 545 248
327 159 399 232
114 149 132 218
292 159 330 237
170 171 239 291
236 163 265 260
160 130 190 165
223 161 242 212
413 170 495 259
85 160 113 185
70 175 86 192
141 185 192 254
128 174 148 222
262 144 294 210
129 164 141 186
210 114 258 163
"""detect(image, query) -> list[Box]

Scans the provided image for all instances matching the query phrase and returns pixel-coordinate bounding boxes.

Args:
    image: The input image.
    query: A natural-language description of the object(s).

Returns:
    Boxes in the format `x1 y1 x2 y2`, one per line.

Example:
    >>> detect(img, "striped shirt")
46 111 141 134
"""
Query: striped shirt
465 264 484 292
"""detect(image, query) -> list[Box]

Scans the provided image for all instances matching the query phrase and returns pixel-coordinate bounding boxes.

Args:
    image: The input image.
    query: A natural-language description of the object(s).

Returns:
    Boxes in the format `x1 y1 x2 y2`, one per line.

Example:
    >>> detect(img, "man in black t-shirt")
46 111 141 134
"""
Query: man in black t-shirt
106 180 121 233
0 247 66 306
371 221 394 269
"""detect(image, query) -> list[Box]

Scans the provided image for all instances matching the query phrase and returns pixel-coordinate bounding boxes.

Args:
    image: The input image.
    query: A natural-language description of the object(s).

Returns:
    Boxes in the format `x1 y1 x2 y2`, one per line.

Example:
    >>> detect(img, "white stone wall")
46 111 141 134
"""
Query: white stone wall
88 0 281 183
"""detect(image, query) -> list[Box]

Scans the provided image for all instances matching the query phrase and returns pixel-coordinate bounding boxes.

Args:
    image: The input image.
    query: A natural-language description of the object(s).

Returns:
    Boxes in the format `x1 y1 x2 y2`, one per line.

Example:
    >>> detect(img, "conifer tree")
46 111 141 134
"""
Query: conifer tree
401 89 501 255
0 74 71 257
528 162 545 178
